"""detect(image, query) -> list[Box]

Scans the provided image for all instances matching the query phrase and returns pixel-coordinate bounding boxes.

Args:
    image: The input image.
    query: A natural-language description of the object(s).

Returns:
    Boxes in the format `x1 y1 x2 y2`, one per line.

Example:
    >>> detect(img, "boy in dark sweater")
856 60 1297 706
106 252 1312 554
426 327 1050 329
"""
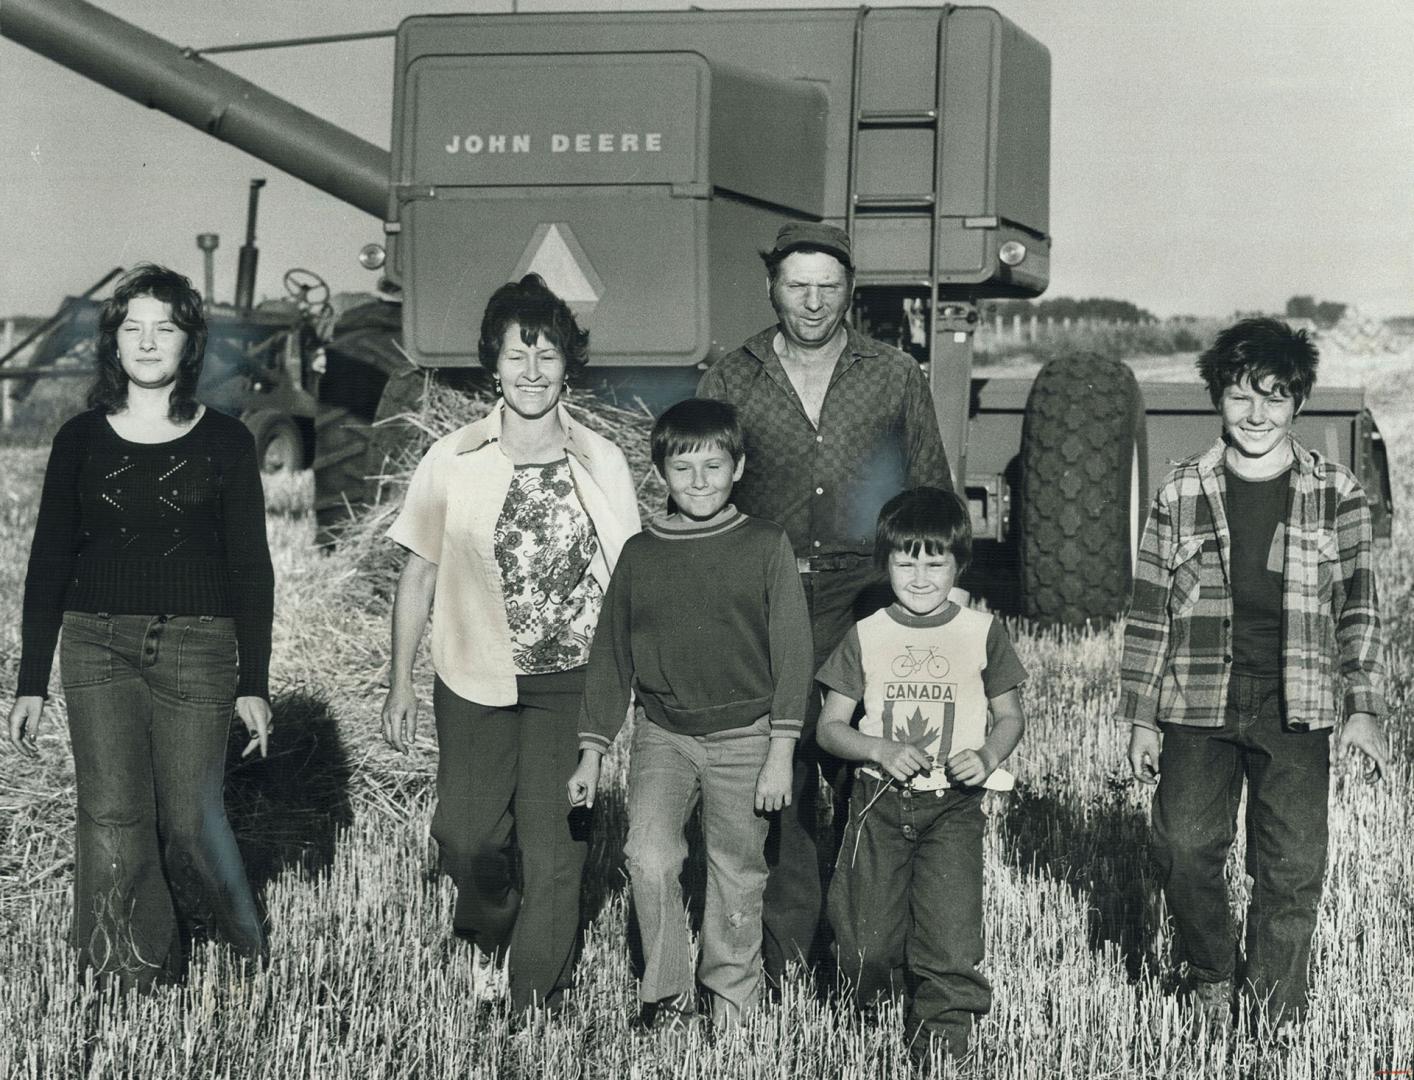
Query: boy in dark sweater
568 398 813 1029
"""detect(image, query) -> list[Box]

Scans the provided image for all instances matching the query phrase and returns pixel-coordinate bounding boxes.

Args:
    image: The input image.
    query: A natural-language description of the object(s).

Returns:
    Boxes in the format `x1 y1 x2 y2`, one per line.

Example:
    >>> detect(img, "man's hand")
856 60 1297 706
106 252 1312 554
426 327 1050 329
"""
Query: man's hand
944 747 996 787
381 681 420 754
1336 713 1389 782
754 754 793 813
567 752 602 809
873 739 932 784
7 696 45 758
1129 725 1162 785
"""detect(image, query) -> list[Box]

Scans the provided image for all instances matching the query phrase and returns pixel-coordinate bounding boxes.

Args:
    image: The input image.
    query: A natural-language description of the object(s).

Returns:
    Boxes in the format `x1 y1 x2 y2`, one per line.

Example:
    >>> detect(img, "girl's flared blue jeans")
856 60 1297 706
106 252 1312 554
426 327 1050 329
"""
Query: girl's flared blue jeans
60 611 266 990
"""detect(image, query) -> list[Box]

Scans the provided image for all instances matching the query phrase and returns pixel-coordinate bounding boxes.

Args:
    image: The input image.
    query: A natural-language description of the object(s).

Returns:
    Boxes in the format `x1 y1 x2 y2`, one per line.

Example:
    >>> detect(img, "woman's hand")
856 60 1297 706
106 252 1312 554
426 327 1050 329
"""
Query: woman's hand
236 696 272 759
382 682 420 754
7 696 45 758
384 553 436 755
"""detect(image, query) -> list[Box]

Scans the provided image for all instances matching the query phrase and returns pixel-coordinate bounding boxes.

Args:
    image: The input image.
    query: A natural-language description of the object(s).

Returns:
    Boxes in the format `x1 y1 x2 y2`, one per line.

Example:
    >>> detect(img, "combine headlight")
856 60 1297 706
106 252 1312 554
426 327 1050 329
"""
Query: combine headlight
999 240 1027 267
359 243 387 271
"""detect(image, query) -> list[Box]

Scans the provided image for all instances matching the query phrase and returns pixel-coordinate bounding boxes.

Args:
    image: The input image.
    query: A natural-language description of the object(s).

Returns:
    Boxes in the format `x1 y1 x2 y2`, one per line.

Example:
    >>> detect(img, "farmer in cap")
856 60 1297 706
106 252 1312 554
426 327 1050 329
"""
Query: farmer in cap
698 221 954 987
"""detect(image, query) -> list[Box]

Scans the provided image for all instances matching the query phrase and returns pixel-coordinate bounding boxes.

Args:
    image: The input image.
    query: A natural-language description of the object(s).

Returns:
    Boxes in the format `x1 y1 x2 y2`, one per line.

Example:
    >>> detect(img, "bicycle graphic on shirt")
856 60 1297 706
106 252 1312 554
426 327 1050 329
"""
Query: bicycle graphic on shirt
890 645 951 680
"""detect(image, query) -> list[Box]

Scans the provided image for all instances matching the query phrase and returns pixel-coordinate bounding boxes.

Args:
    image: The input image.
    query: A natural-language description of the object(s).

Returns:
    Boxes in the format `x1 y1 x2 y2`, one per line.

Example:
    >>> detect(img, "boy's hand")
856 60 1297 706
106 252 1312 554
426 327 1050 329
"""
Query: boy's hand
567 752 602 809
755 747 794 813
944 747 995 787
1128 725 1162 785
1336 713 1389 782
873 739 932 784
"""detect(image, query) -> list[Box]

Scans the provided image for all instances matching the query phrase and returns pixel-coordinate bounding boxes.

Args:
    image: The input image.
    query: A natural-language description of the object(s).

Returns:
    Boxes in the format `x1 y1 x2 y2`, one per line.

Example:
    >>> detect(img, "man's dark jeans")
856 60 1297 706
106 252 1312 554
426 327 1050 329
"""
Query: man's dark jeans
762 557 888 985
61 611 267 991
828 776 989 1059
1152 672 1331 1022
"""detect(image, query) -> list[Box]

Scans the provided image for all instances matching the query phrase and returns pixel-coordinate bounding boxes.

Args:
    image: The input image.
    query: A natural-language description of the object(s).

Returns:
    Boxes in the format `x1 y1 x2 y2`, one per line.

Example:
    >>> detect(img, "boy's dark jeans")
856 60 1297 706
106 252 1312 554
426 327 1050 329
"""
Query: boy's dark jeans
61 612 267 991
1152 672 1330 1022
828 775 990 1058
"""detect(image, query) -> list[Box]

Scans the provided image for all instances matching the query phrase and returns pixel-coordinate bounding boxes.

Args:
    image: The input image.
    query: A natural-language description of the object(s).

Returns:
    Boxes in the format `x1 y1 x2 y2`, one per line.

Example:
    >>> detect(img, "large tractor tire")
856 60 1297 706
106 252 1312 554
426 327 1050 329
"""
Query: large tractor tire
1017 354 1148 626
312 301 424 544
243 409 303 475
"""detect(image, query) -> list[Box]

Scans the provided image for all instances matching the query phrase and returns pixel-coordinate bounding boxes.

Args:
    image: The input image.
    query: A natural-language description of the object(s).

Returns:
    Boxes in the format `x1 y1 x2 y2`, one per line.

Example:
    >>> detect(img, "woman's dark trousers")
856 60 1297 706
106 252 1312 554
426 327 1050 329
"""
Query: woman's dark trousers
61 612 267 991
1152 673 1331 1022
432 668 589 1013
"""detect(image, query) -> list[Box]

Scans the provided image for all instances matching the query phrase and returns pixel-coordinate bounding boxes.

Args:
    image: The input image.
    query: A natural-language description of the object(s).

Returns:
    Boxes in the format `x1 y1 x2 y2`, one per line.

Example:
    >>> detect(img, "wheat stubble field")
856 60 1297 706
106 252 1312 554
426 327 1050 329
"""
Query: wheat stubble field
1 347 1410 1079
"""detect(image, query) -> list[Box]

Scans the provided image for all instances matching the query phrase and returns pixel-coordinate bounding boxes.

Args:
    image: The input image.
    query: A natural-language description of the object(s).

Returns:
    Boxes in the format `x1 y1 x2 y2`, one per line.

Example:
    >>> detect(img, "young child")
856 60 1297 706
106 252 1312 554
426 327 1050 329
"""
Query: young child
567 397 813 1029
817 486 1026 1065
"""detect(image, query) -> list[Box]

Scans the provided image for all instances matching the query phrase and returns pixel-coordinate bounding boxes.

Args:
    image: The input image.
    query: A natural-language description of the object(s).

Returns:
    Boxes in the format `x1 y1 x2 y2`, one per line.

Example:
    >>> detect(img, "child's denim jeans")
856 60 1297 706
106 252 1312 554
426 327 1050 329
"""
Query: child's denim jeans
1152 672 1331 1022
624 714 772 1023
60 611 266 990
828 775 990 1059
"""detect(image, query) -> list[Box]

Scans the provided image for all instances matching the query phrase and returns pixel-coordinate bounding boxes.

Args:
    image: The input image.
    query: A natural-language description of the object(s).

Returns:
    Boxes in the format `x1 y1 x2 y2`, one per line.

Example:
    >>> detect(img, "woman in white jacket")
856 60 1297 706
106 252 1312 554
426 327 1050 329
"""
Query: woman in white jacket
380 274 640 1015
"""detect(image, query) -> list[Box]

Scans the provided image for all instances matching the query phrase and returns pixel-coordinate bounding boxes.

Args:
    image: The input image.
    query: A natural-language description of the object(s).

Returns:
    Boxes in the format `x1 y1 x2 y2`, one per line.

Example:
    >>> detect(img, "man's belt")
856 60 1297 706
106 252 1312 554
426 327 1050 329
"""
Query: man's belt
796 552 871 574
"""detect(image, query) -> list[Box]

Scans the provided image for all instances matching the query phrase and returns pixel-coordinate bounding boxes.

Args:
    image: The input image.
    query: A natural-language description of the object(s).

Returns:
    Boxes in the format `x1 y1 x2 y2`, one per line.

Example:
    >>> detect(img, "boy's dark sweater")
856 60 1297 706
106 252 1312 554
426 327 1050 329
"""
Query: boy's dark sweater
578 506 812 752
18 408 275 699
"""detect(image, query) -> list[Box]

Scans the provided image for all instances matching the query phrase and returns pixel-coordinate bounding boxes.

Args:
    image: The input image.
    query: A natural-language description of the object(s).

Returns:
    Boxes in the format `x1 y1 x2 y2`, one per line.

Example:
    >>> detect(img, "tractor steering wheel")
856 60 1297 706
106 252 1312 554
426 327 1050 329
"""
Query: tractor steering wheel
283 268 331 312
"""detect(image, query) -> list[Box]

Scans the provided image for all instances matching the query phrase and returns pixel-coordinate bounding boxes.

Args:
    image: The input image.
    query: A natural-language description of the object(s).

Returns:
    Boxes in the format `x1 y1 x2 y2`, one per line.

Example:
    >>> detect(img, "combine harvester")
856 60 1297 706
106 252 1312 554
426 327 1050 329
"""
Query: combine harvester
1 0 1391 622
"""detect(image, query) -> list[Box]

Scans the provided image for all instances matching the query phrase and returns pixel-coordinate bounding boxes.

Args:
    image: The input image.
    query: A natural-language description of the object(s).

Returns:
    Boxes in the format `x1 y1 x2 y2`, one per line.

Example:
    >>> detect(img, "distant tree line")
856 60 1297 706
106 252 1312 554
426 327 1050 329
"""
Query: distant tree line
1284 295 1347 328
981 295 1352 331
982 298 1157 323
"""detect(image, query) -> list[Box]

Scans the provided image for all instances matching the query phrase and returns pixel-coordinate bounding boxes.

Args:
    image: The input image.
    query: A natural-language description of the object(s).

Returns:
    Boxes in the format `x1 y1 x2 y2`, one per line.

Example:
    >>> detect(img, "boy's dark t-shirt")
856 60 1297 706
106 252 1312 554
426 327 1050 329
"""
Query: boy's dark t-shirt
1224 466 1290 675
577 505 813 752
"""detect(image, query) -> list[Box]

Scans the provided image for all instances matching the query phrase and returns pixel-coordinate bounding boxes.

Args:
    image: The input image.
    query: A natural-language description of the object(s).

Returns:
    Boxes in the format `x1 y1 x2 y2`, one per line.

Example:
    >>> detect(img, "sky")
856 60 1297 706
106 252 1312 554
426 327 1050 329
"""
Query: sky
2 0 1411 320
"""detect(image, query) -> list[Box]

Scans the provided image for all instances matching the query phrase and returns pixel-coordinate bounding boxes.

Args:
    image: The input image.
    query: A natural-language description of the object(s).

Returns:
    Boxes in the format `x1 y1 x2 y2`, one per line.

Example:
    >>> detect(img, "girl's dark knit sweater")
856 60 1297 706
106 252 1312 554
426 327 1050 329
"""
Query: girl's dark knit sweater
18 408 275 699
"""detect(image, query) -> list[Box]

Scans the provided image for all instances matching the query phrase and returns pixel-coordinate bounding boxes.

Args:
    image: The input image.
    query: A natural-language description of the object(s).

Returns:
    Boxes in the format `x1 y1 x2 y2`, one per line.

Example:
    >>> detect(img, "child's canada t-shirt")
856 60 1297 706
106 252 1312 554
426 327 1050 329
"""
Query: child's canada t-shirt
817 602 1027 792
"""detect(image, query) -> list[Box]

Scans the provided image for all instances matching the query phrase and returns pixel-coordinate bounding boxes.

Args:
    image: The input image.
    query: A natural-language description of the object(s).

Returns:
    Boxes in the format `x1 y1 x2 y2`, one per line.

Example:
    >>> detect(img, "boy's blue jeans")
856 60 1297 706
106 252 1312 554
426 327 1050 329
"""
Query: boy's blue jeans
1152 672 1330 1022
60 611 267 991
828 775 990 1058
625 714 772 1023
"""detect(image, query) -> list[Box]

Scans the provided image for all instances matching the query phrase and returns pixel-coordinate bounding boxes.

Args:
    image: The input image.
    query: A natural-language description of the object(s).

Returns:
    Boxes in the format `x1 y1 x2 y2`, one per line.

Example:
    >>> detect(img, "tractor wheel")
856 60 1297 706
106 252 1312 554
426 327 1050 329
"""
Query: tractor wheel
244 410 304 475
312 301 423 545
1017 353 1148 626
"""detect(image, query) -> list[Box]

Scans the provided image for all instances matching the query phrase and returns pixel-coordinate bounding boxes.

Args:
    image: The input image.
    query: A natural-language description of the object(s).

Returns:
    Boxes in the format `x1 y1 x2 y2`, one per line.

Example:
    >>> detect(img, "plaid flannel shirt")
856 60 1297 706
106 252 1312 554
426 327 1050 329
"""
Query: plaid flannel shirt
1120 436 1384 731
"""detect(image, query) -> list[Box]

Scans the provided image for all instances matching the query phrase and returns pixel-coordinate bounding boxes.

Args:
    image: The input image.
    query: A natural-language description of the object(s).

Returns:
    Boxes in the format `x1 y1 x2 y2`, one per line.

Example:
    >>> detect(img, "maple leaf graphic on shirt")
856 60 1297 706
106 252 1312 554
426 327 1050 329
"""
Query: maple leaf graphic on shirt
901 707 938 752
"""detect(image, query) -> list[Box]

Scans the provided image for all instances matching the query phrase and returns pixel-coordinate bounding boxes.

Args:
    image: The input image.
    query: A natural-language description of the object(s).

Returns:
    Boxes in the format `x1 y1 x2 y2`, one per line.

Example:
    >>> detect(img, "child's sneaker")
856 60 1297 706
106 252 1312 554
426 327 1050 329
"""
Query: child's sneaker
472 946 508 1002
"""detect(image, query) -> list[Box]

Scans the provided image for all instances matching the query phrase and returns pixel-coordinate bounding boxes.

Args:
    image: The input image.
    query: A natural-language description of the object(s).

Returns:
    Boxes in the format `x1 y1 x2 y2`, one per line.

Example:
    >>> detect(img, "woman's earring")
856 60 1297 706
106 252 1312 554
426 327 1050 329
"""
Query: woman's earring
494 375 502 395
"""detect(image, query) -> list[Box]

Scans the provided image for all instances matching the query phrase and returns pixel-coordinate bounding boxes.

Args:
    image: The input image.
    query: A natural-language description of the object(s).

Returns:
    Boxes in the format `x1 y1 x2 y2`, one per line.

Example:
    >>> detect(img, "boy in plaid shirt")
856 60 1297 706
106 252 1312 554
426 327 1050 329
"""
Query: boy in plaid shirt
1121 318 1388 1030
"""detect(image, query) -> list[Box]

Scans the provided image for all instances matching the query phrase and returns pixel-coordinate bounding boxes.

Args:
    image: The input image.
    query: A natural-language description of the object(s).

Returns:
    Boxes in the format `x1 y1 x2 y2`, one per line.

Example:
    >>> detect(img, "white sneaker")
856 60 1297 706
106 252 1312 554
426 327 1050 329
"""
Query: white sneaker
472 946 508 1002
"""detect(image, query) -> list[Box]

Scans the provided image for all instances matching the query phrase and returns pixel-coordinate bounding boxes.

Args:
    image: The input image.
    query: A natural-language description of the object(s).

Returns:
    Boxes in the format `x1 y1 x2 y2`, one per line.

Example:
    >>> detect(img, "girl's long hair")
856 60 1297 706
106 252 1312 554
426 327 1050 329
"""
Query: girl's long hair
90 264 207 422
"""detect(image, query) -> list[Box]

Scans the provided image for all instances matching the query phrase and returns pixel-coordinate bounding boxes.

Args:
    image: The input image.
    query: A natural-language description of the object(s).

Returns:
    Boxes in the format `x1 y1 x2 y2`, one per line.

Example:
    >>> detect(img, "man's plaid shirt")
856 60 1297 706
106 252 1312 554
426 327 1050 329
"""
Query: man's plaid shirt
697 326 952 558
1120 436 1384 731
